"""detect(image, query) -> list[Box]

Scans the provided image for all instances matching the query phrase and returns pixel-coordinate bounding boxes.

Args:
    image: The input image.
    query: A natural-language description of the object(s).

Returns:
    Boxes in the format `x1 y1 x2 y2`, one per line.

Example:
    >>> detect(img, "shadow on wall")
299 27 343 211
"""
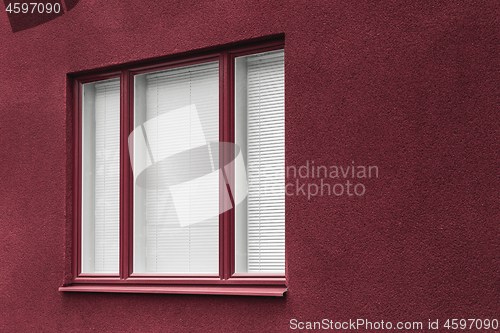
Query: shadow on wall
4 0 79 32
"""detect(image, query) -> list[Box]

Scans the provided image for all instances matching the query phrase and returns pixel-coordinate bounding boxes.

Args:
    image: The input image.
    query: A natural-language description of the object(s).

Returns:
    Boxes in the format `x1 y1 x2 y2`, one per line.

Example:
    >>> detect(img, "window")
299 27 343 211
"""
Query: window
61 40 285 296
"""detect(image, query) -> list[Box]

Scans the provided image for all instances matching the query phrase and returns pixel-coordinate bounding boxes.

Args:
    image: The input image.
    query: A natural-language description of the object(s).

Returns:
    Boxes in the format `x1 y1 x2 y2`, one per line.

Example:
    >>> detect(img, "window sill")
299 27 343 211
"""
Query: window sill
59 284 287 296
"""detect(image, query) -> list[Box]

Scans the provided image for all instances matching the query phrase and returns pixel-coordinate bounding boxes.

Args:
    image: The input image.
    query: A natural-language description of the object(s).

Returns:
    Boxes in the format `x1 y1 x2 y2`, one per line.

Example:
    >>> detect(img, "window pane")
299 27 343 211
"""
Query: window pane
81 78 120 274
133 61 219 274
235 50 285 274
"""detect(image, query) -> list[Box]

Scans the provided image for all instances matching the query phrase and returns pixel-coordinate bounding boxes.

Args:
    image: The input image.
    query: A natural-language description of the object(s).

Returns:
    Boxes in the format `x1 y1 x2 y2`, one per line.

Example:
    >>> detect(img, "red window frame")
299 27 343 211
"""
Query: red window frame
60 38 287 296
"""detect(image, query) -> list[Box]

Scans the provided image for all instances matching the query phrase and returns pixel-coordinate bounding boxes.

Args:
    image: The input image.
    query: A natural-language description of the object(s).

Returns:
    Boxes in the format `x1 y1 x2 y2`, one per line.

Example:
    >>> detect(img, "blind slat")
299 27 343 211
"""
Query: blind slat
81 78 120 274
134 61 219 274
245 50 285 273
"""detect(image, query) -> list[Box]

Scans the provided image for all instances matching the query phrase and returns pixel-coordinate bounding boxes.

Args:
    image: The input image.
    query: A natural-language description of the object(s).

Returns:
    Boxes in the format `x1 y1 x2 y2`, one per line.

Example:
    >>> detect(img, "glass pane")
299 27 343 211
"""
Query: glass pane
235 50 285 274
132 61 219 274
81 78 120 274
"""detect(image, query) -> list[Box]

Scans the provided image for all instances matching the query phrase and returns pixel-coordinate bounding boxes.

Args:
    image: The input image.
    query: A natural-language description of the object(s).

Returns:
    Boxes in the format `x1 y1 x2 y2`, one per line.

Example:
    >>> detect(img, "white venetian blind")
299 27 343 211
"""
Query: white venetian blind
133 61 219 274
236 50 285 273
81 78 120 274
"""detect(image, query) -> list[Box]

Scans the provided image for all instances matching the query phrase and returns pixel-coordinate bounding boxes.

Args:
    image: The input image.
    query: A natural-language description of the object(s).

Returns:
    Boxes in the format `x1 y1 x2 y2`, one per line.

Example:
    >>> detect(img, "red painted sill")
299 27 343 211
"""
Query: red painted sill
59 284 287 297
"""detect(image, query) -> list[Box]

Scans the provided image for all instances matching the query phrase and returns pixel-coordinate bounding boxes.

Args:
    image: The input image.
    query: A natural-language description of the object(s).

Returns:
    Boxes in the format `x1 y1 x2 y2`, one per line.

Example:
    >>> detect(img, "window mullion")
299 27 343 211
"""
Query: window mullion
219 51 234 281
121 70 131 280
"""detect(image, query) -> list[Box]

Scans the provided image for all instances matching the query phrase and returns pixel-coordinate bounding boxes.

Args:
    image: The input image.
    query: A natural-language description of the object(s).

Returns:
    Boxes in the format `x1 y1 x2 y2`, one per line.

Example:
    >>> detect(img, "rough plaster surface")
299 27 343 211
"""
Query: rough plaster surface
0 0 499 331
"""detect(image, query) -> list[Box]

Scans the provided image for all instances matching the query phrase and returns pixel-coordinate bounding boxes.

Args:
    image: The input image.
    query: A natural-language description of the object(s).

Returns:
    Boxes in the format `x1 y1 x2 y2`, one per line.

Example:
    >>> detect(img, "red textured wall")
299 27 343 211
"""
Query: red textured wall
1 0 499 331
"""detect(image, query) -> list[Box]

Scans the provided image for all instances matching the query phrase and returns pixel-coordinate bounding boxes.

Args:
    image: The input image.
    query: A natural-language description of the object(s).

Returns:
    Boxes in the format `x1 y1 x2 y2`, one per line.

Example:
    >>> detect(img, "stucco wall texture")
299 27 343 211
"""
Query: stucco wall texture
1 0 499 332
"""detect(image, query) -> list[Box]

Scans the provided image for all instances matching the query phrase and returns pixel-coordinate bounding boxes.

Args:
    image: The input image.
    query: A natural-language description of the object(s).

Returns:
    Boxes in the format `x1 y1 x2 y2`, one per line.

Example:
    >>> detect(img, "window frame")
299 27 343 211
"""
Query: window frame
61 39 287 296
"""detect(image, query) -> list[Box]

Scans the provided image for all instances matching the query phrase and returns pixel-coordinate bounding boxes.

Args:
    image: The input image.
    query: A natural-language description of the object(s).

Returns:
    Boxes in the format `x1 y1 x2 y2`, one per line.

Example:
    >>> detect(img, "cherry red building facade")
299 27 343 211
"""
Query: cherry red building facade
1 0 499 331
